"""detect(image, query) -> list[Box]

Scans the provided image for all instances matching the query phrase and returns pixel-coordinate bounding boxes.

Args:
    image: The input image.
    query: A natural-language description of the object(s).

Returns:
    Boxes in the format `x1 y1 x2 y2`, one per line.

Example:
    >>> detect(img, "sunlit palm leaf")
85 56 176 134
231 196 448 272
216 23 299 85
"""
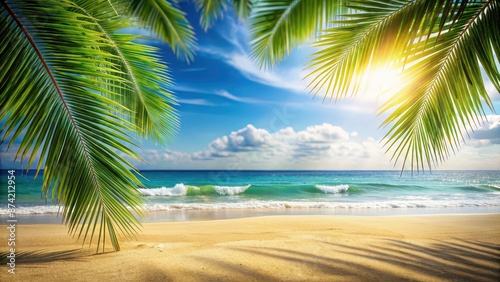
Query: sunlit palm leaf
0 0 179 251
379 0 499 171
194 0 229 31
250 0 499 172
195 0 255 30
124 0 196 61
309 0 499 171
307 0 447 99
249 0 343 68
80 0 179 145
233 0 254 20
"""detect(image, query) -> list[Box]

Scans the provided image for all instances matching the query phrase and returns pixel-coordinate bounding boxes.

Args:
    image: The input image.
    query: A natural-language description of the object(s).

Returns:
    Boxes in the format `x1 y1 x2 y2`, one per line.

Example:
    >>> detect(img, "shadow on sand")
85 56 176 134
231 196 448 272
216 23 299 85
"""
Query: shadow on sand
1 249 85 265
2 239 498 281
223 238 500 281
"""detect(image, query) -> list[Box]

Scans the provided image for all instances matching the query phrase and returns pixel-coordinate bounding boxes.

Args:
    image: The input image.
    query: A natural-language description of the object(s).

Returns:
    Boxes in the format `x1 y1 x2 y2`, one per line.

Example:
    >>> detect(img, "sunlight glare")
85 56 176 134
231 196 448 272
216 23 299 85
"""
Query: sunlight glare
360 67 403 102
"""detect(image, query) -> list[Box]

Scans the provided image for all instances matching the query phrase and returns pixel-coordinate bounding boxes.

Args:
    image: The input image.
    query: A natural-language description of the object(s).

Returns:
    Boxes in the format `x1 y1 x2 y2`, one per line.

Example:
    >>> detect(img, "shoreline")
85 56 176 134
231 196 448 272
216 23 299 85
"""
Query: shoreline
3 206 500 224
1 213 499 281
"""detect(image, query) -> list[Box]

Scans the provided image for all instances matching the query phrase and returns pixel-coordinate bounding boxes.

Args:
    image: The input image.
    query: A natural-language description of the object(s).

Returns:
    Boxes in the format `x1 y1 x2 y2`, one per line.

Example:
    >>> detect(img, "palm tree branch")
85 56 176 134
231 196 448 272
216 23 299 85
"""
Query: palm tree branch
124 0 196 61
74 2 153 137
380 1 497 171
249 0 342 68
307 0 418 100
382 2 492 134
233 0 253 20
194 0 229 31
73 0 179 145
1 0 145 252
1 0 100 179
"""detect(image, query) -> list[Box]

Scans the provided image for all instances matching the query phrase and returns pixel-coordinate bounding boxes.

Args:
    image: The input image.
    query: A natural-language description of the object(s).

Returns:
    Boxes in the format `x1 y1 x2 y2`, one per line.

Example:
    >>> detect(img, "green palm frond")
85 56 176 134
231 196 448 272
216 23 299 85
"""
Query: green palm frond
233 0 254 20
81 0 179 145
249 0 343 68
307 0 446 99
194 0 229 31
124 0 196 61
194 0 254 30
307 0 499 171
250 0 499 172
379 0 499 171
0 0 180 251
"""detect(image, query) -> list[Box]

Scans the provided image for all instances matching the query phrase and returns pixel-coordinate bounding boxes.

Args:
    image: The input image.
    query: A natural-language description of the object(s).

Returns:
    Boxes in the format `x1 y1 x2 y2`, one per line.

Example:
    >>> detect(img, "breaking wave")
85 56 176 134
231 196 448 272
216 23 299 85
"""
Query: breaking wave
315 184 349 194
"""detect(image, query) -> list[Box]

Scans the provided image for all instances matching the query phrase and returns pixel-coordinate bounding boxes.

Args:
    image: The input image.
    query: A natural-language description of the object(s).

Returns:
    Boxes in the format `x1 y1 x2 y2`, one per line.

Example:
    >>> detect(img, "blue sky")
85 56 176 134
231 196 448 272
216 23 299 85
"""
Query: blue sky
127 3 499 170
1 3 499 171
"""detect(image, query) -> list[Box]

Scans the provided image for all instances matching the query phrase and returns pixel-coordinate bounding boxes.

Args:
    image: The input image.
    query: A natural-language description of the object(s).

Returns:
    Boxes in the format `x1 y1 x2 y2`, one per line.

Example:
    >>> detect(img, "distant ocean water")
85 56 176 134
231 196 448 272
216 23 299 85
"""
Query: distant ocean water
1 170 499 221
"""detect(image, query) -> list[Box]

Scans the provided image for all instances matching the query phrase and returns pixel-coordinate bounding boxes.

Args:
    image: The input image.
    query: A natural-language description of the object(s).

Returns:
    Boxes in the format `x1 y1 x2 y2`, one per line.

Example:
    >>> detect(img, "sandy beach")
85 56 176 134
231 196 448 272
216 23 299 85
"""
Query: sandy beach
1 214 499 281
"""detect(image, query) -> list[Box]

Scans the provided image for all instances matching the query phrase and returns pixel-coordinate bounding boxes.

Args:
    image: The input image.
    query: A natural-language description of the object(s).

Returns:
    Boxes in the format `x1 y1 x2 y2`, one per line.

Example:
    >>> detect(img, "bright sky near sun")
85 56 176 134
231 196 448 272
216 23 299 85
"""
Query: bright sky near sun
1 3 499 171
124 3 499 171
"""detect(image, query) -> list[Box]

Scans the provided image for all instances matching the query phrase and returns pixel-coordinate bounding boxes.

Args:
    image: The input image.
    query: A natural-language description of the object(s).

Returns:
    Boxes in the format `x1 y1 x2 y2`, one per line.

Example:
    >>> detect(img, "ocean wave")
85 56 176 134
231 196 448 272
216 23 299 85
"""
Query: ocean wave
138 184 251 196
0 205 60 215
315 184 349 194
139 184 193 196
484 184 500 190
466 184 500 192
214 185 251 195
2 198 500 215
142 199 500 211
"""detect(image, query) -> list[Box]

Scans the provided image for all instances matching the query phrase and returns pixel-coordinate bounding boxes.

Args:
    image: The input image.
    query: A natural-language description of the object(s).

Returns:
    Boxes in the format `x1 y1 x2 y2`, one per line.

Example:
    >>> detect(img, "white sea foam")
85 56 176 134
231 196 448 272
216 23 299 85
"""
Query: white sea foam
142 198 500 211
214 185 251 195
138 183 189 196
315 184 349 194
0 205 60 215
2 198 500 215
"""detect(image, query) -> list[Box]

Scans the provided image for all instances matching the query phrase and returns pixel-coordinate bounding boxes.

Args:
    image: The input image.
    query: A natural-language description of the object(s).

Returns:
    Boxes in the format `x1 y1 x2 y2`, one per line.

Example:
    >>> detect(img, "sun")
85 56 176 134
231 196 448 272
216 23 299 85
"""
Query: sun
360 67 403 101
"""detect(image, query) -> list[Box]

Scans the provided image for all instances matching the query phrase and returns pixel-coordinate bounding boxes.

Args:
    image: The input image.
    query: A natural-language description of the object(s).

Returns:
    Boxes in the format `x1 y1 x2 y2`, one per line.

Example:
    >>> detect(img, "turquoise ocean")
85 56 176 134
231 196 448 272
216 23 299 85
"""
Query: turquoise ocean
1 170 500 222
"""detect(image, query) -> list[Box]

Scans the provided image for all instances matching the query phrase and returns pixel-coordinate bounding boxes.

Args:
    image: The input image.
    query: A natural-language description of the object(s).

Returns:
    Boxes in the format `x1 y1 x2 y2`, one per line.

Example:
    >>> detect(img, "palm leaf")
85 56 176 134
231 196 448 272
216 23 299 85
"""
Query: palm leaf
78 0 179 145
307 0 499 171
249 0 343 68
249 0 499 172
123 0 196 61
308 0 462 99
194 0 229 31
233 0 254 20
194 0 255 30
378 0 499 171
0 0 179 251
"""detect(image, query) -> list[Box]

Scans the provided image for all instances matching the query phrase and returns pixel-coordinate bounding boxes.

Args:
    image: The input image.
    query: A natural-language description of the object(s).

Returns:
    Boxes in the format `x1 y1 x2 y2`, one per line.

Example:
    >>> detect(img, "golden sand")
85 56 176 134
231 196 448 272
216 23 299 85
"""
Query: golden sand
1 214 499 281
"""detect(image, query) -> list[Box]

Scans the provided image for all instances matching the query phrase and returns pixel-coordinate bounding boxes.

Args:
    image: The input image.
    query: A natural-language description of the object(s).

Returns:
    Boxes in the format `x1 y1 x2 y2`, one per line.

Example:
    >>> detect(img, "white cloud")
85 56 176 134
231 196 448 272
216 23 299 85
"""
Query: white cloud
485 80 499 100
133 119 500 170
196 45 308 94
199 15 308 94
178 99 215 106
193 125 272 160
224 53 307 93
214 90 268 104
170 85 272 105
468 115 500 146
196 32 394 114
296 123 349 143
198 123 355 160
134 123 394 170
439 147 500 170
